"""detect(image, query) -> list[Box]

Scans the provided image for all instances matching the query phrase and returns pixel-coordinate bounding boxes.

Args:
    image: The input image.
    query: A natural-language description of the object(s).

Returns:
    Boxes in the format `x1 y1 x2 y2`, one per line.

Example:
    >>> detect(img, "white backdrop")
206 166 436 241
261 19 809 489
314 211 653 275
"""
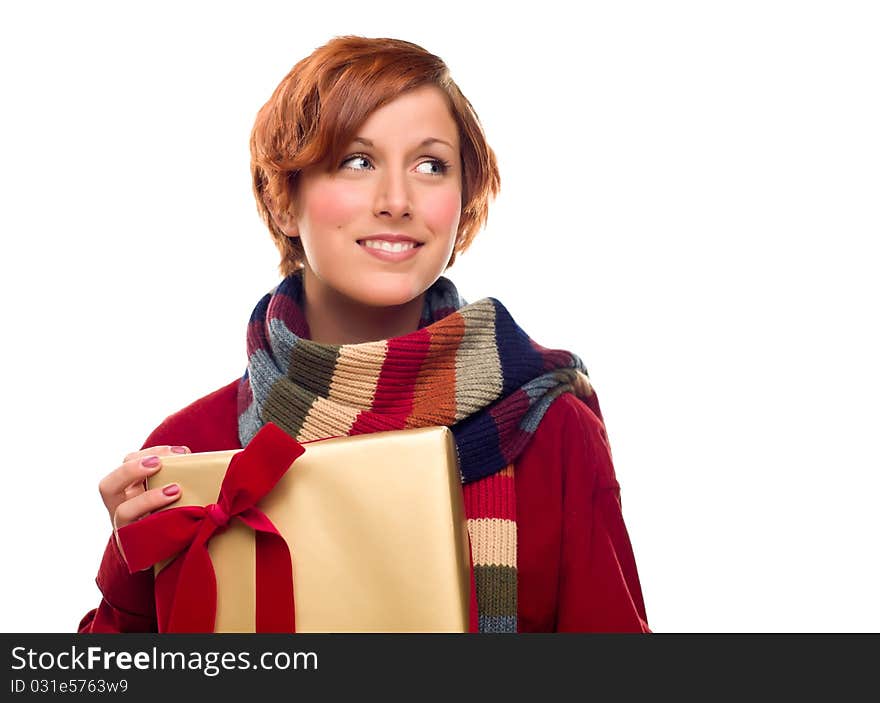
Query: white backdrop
1 1 877 632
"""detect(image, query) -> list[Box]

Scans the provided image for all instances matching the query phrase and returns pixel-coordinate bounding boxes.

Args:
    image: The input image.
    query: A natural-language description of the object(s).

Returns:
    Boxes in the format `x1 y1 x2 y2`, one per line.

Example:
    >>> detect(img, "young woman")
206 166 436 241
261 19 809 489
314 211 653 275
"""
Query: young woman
80 36 649 633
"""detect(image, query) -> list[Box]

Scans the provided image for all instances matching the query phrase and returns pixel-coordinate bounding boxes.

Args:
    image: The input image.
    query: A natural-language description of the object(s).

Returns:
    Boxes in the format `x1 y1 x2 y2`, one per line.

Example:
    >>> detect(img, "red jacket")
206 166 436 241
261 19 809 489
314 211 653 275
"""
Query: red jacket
79 381 649 633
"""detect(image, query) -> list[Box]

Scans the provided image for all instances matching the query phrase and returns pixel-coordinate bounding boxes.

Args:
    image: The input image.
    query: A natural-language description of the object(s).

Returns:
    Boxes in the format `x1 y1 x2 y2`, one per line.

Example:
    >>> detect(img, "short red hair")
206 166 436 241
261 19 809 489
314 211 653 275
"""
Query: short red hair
250 36 500 277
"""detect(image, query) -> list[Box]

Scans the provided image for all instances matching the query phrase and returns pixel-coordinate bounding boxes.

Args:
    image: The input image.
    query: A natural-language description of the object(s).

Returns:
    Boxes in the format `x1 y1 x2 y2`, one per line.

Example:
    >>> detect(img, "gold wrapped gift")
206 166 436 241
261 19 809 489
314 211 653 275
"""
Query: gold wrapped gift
146 426 471 632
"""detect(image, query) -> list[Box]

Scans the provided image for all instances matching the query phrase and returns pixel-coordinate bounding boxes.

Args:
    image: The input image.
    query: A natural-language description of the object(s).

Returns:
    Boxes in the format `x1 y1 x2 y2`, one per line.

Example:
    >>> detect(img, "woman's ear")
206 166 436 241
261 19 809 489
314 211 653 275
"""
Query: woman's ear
276 210 300 239
263 191 299 238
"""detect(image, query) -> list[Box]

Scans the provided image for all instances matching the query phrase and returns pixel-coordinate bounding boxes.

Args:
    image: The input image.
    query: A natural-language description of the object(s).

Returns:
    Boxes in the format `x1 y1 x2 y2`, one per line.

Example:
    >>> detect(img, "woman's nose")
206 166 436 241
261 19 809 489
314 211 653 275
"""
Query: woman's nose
373 170 412 219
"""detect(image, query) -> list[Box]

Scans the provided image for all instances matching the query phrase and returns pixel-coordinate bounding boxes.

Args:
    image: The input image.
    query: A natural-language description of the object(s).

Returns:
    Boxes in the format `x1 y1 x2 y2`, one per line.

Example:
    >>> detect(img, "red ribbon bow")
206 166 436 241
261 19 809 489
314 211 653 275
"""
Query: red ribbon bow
116 422 305 632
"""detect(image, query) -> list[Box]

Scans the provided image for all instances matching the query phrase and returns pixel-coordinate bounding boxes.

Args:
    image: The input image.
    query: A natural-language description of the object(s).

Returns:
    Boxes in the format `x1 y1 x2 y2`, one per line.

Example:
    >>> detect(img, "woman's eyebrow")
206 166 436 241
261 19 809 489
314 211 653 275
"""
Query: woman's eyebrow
353 136 455 149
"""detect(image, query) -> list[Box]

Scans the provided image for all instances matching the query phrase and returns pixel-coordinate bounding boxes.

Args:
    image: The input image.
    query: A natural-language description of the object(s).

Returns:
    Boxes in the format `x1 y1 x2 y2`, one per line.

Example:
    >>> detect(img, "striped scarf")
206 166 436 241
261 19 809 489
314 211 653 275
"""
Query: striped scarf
237 271 599 633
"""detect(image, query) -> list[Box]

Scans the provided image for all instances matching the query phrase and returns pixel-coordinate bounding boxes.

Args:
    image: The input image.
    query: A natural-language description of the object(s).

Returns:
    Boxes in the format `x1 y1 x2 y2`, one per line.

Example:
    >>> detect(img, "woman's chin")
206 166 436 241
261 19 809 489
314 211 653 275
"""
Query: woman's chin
344 273 435 309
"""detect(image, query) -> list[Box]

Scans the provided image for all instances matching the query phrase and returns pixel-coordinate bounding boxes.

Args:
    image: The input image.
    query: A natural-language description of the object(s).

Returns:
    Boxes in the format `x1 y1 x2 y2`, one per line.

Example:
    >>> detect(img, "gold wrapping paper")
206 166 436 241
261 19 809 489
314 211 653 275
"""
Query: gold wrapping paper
146 426 471 632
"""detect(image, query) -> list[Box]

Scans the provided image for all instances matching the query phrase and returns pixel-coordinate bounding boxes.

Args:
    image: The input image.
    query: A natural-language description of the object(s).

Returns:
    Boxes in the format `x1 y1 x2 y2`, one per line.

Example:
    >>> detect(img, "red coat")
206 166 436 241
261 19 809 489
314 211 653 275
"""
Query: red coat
79 381 650 633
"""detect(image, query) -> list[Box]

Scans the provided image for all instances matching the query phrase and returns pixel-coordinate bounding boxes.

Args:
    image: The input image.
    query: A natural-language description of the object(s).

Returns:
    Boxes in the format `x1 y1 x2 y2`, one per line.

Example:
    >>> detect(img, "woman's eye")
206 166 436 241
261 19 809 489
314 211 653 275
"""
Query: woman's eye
340 155 372 171
415 159 449 176
340 154 448 175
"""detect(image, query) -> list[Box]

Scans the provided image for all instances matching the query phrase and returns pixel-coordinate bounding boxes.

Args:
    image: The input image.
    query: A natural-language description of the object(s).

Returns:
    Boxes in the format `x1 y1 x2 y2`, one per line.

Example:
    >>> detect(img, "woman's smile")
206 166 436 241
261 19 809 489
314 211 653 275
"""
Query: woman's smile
357 234 425 261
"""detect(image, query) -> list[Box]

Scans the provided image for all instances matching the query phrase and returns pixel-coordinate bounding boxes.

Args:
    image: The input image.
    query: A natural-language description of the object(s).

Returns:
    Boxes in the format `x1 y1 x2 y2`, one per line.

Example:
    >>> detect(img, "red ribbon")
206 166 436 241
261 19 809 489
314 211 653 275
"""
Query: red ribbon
116 422 305 633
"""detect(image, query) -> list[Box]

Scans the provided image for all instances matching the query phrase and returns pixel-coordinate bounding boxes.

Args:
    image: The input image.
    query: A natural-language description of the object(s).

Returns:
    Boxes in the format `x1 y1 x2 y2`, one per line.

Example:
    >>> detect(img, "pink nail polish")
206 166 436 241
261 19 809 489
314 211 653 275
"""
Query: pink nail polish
142 456 160 468
171 446 188 454
162 484 180 496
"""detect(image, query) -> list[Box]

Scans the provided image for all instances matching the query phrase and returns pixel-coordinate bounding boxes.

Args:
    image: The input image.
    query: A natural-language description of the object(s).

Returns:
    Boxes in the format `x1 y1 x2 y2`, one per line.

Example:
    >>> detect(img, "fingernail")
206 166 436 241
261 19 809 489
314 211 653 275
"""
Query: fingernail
171 445 188 454
162 484 180 496
141 456 160 469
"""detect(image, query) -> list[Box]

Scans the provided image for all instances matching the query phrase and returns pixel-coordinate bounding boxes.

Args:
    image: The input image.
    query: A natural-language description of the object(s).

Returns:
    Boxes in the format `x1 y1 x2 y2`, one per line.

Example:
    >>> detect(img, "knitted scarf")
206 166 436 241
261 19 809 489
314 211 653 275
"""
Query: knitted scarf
237 271 600 633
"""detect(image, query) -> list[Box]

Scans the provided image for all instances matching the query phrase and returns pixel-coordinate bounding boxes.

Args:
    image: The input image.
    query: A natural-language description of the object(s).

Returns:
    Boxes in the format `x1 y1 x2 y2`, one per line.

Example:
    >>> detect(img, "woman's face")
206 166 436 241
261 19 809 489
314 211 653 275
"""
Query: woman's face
289 85 463 309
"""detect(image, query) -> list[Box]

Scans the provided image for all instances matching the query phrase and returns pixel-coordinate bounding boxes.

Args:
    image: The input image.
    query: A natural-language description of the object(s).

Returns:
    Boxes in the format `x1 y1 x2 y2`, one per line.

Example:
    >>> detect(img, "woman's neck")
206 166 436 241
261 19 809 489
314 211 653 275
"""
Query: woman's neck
301 269 425 345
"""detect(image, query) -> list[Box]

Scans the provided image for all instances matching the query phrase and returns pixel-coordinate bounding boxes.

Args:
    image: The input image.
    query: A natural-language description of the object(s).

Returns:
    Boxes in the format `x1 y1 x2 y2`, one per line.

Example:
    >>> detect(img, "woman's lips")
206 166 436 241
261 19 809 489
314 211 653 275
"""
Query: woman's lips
357 239 423 262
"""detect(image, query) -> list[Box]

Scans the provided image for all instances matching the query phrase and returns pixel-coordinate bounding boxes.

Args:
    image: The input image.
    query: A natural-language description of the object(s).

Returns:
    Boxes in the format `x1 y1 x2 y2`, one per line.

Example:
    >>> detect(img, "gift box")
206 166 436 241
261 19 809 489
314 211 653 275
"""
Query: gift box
135 425 471 633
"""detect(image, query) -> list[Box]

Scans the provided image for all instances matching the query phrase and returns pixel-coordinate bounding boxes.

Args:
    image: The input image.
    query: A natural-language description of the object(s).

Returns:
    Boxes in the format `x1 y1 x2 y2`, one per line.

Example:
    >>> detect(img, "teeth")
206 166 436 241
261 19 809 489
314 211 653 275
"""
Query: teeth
362 240 417 253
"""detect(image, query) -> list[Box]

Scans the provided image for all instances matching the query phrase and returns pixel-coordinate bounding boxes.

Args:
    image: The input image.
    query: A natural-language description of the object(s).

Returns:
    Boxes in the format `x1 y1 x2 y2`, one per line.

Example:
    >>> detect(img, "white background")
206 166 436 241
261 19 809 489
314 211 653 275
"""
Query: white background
1 1 877 632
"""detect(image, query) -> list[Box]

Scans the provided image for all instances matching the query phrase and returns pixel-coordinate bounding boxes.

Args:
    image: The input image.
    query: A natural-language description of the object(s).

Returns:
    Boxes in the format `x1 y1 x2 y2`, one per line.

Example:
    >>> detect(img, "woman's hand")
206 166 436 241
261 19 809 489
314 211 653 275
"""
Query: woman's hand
99 445 190 561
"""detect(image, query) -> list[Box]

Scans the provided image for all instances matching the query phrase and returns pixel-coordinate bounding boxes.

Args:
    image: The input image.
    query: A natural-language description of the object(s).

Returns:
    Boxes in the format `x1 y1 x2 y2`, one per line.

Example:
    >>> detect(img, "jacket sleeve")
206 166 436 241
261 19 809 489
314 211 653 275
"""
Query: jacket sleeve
79 379 240 632
77 535 157 633
78 381 240 633
554 396 650 632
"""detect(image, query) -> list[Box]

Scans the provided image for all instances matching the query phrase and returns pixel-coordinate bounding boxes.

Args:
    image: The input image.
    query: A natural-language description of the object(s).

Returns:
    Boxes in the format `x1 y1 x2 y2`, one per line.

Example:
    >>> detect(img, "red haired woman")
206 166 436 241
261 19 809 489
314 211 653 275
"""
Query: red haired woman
80 36 649 633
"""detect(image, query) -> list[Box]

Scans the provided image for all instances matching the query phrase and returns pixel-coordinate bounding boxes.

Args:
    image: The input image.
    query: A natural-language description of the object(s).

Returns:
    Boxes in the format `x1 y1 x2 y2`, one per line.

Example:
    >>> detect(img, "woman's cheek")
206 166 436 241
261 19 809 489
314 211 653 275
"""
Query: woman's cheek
307 182 362 228
424 188 462 236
